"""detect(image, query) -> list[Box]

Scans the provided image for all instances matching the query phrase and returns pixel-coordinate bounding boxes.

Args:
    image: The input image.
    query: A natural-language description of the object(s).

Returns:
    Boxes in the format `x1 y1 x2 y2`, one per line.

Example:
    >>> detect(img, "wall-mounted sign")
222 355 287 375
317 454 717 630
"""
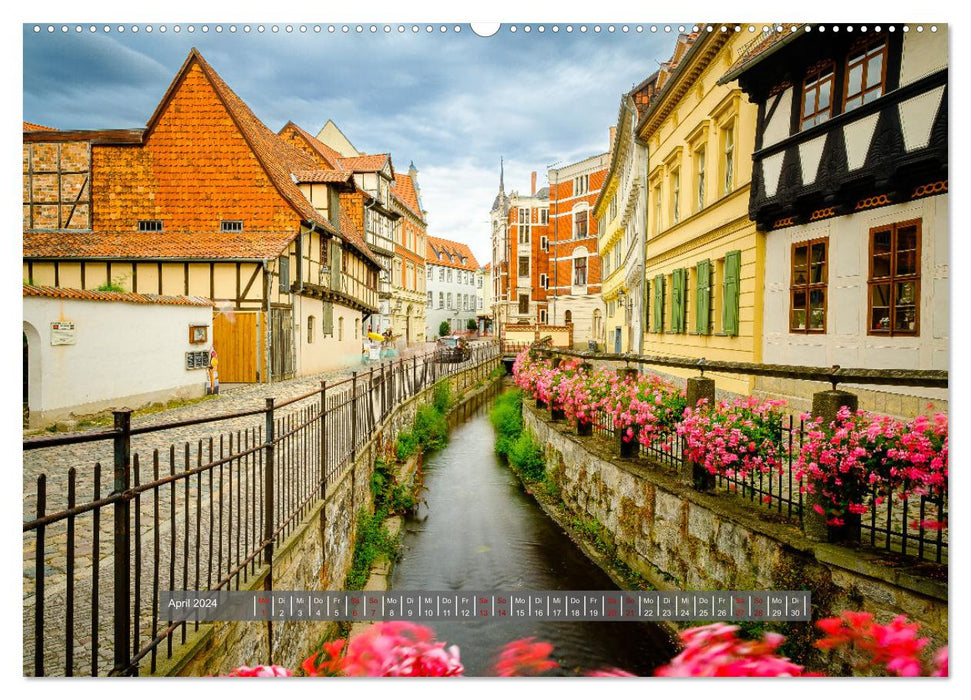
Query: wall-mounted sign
186 350 210 370
50 321 76 346
189 325 209 344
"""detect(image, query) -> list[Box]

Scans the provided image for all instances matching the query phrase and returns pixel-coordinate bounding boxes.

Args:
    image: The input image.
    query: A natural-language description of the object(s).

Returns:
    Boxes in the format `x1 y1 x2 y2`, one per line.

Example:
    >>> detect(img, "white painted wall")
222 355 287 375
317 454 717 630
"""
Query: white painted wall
762 195 948 384
23 297 213 425
294 295 365 375
550 294 606 346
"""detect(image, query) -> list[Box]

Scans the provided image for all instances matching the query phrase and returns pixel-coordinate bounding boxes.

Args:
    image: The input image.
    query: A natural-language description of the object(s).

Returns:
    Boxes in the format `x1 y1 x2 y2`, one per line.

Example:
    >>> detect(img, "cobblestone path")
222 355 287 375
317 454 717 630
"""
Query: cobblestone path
23 343 497 676
21 344 459 676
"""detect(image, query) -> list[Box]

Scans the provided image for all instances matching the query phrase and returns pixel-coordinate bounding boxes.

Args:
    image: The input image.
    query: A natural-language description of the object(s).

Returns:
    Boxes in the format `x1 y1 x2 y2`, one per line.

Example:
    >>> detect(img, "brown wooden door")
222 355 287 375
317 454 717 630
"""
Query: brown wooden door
212 311 262 383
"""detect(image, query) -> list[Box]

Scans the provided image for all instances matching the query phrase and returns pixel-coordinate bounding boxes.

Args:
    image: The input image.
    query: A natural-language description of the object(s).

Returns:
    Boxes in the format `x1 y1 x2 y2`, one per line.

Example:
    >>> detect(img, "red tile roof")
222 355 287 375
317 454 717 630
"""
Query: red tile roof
426 236 479 272
23 121 57 132
24 284 213 307
338 210 381 267
279 121 346 170
338 154 391 174
23 50 381 268
167 50 339 238
23 229 300 260
721 24 805 83
391 173 423 220
292 169 355 184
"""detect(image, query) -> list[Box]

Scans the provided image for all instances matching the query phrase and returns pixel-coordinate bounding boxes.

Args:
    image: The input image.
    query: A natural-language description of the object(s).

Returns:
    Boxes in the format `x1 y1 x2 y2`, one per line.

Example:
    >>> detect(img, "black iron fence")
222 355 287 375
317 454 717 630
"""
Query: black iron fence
537 346 947 566
23 342 500 677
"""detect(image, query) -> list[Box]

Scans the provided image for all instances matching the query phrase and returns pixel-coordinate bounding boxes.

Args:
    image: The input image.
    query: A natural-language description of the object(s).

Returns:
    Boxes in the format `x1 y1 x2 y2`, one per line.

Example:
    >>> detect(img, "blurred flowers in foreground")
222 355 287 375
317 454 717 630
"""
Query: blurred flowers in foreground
223 613 946 678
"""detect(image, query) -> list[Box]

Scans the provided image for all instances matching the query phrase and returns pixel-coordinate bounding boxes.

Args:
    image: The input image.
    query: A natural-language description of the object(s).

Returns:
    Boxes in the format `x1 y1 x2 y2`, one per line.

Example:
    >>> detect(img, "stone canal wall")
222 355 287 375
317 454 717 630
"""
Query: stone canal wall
522 402 947 669
158 355 500 676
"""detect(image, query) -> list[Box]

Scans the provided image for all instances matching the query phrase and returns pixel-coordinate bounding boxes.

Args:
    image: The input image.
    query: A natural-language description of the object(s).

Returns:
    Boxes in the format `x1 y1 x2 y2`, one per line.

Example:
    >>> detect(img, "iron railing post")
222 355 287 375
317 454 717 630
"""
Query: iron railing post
319 382 327 496
351 372 358 461
111 409 132 676
413 356 418 393
263 398 275 663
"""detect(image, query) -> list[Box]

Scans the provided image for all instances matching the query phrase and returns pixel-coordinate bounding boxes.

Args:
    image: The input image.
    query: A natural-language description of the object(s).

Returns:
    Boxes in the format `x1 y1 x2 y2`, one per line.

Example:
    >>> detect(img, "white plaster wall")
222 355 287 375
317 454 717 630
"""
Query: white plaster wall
23 297 212 421
294 295 364 375
762 195 948 379
550 295 606 346
900 26 948 87
425 263 479 336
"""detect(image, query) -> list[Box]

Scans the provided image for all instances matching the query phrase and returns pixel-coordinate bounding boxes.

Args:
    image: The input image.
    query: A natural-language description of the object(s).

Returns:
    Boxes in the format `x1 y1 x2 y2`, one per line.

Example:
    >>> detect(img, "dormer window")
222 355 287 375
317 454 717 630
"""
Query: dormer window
138 219 163 232
221 220 243 233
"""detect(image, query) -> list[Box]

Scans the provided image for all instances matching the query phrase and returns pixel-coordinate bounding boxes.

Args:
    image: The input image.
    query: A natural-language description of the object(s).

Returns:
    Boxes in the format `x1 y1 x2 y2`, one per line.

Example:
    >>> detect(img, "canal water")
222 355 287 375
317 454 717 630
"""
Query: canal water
390 386 677 676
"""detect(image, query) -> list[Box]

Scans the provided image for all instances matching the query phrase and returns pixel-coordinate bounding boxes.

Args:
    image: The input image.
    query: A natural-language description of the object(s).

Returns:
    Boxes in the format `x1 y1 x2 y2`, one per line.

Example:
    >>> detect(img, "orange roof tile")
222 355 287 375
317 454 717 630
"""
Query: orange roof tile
279 121 347 170
338 210 381 267
148 50 338 238
24 284 213 307
23 121 57 132
338 154 391 173
23 229 298 260
391 173 423 220
426 236 479 272
292 169 355 184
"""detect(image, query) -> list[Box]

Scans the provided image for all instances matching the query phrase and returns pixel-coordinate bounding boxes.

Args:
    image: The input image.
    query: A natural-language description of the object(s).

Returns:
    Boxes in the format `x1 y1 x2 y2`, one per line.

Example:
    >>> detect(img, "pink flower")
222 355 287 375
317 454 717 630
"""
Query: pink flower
340 622 464 677
493 637 559 677
223 665 294 677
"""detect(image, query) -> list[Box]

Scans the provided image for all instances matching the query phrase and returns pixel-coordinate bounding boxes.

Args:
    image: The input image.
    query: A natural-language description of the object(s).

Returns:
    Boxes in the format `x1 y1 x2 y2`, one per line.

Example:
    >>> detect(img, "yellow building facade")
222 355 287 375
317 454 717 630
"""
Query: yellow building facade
638 30 763 395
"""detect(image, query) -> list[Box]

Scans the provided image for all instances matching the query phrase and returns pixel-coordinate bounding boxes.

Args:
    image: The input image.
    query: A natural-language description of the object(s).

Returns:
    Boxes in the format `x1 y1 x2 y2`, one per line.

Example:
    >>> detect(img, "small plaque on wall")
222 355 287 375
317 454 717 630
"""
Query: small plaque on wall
189 325 209 344
51 321 76 346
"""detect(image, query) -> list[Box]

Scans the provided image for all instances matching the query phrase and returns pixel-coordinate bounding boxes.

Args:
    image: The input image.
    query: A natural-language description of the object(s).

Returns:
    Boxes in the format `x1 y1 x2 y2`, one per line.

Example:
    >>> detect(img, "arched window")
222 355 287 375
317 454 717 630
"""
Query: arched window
338 317 344 341
593 309 602 338
307 316 315 344
565 310 573 325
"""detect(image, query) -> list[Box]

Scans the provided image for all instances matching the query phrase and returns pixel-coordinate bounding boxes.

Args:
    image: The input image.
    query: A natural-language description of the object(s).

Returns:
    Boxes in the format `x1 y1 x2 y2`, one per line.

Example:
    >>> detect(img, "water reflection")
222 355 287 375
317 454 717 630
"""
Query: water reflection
390 388 676 676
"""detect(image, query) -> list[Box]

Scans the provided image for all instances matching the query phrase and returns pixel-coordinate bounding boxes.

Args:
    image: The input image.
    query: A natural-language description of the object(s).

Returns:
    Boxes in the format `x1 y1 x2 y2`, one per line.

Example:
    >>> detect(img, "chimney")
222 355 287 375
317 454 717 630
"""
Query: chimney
609 126 617 152
531 171 537 196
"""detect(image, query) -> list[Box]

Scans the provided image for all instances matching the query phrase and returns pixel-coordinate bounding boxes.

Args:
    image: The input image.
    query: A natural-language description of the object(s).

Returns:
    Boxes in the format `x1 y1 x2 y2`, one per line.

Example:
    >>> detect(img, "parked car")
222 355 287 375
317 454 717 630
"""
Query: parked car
435 335 471 363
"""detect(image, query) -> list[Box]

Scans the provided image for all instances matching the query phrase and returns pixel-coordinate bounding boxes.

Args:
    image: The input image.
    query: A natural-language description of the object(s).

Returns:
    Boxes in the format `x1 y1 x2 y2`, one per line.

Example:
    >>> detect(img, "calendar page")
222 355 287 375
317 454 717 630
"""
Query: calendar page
18 3 952 688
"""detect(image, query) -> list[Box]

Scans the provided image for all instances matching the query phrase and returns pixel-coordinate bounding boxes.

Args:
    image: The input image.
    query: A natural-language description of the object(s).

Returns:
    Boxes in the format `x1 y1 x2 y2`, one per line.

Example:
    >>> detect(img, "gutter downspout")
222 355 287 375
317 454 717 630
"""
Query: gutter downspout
263 258 272 384
638 131 650 356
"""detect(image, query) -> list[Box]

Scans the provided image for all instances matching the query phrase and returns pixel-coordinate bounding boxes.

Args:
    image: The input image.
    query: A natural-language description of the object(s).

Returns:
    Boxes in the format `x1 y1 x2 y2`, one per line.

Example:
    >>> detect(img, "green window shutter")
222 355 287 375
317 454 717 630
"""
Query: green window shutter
330 241 342 292
652 275 665 333
723 250 741 336
322 301 334 336
696 259 711 334
671 269 684 333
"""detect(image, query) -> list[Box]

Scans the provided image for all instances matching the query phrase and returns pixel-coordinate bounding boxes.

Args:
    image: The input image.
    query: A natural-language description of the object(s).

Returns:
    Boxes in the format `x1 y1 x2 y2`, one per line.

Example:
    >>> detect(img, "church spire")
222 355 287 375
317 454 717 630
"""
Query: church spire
499 156 505 194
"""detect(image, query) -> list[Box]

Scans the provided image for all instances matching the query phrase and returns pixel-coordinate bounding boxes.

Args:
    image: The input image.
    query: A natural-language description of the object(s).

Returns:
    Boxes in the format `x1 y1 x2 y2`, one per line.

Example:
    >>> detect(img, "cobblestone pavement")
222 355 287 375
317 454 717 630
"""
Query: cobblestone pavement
22 343 495 676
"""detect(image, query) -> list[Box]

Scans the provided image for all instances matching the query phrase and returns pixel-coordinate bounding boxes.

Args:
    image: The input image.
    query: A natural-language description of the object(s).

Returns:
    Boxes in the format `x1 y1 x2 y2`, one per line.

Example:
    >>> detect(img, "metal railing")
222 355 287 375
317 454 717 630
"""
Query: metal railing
536 346 948 565
23 342 501 677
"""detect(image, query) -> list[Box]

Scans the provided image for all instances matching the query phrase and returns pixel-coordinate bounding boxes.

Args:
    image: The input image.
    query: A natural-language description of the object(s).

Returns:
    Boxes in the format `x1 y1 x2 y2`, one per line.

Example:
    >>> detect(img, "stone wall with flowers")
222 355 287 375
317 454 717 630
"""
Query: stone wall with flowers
522 403 947 672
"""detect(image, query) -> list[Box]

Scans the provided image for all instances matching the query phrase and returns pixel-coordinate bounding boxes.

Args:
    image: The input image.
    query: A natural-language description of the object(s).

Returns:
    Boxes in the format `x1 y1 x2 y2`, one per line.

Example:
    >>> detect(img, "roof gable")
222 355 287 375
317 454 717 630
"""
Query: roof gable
425 236 479 271
142 49 337 238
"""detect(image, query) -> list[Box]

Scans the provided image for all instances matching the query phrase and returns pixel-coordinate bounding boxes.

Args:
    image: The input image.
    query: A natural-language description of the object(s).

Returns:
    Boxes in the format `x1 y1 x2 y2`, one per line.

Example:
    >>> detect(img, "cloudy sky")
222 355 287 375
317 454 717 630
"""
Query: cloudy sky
23 23 684 264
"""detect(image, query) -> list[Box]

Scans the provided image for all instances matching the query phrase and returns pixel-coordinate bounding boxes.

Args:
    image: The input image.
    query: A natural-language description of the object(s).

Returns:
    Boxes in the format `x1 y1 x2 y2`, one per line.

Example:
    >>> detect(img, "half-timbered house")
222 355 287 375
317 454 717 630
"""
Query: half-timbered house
23 49 381 384
722 25 948 414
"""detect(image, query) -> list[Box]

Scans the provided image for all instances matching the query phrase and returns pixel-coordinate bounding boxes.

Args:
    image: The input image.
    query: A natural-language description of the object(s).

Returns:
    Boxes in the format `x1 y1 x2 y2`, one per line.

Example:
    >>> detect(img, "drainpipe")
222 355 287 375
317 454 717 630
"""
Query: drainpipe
638 128 649 355
263 259 272 384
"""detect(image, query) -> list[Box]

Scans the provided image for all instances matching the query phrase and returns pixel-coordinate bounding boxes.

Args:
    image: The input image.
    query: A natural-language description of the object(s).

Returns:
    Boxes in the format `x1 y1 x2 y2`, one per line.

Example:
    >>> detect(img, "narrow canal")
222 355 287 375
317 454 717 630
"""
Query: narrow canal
390 385 676 676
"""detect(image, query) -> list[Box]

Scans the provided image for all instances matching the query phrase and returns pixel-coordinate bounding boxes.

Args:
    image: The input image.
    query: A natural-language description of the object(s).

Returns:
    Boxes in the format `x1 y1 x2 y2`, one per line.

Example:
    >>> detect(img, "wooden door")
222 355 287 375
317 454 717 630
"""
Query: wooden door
270 307 295 381
212 311 262 383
